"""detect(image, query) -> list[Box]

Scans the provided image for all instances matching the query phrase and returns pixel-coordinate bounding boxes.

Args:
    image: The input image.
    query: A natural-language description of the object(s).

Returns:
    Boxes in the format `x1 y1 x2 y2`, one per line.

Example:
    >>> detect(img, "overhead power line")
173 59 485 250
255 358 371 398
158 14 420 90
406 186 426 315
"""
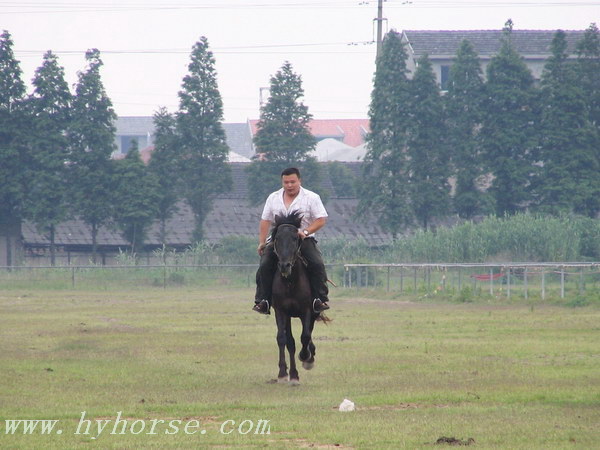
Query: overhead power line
0 0 598 14
14 40 375 57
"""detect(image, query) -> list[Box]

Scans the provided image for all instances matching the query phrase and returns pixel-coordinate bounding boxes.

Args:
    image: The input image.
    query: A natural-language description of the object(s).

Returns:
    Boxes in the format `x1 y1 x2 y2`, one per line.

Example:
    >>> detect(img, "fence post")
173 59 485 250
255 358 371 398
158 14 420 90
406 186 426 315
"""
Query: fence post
579 267 584 296
71 266 75 289
400 266 403 293
507 266 511 299
427 267 431 293
442 267 446 292
541 271 546 300
413 267 417 292
458 267 462 292
524 269 528 300
489 268 494 296
387 266 390 292
560 267 565 299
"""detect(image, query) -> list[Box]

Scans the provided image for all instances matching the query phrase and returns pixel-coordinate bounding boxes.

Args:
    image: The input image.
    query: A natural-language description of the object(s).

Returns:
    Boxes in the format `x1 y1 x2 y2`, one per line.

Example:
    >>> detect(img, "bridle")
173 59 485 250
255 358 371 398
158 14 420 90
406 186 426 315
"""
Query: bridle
273 224 302 269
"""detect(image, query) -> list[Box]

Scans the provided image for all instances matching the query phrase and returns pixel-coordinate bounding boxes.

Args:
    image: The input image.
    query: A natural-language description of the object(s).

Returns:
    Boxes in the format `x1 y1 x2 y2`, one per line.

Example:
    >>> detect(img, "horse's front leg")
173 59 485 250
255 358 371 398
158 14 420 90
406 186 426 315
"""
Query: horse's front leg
299 313 316 370
286 316 299 384
275 309 288 382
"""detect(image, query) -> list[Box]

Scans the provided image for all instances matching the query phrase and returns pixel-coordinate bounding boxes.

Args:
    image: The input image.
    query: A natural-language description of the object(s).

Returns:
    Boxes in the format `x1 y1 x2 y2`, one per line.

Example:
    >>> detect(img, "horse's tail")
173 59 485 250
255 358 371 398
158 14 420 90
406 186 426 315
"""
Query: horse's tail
316 313 332 324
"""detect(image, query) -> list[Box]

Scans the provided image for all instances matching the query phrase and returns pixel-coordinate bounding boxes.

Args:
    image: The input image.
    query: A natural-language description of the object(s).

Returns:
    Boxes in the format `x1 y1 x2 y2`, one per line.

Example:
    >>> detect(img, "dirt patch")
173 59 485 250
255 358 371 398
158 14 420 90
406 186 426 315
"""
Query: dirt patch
434 436 475 446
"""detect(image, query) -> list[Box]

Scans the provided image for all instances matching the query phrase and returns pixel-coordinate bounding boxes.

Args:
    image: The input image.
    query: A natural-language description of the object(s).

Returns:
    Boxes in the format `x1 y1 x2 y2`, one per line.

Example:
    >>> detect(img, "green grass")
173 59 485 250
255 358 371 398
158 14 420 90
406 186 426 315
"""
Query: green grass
1 287 599 448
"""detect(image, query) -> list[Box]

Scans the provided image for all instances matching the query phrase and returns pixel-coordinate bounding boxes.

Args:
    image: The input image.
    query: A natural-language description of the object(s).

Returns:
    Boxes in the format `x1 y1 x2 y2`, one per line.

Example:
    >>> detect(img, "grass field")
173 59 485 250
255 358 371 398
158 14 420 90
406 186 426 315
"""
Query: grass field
1 286 599 449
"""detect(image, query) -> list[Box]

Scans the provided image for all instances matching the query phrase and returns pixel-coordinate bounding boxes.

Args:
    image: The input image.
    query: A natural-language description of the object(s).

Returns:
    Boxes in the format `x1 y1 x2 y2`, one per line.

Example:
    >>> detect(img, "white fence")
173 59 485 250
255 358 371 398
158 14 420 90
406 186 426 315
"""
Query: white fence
1 262 600 300
343 263 600 299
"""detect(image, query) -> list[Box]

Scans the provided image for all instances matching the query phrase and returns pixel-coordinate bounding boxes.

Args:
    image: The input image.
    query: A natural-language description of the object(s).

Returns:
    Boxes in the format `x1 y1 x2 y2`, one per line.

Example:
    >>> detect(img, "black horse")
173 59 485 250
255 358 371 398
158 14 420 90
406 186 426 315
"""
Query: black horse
270 211 327 385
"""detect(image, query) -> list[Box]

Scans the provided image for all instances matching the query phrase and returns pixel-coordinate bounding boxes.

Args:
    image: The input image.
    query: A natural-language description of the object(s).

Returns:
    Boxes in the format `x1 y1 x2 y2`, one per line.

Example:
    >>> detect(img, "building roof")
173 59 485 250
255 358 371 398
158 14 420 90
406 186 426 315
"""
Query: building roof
310 139 367 162
403 29 587 58
115 117 254 157
22 162 392 249
115 116 155 135
248 118 369 148
223 122 254 158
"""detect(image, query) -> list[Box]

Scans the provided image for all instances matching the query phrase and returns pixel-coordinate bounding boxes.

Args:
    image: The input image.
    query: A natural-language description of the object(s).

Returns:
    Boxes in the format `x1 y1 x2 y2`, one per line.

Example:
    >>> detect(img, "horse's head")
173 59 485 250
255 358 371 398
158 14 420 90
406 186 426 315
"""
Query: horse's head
272 212 303 278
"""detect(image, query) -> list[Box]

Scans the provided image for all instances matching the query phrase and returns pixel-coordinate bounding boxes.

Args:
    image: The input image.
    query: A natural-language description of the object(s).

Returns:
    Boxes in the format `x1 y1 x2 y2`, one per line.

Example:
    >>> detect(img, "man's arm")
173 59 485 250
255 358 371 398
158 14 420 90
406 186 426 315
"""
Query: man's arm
258 219 271 255
299 217 327 239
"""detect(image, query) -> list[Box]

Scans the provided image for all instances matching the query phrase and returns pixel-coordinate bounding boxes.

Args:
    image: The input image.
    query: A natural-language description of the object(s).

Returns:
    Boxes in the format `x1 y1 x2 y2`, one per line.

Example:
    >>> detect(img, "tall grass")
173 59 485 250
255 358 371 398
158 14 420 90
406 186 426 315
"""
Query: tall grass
386 214 600 263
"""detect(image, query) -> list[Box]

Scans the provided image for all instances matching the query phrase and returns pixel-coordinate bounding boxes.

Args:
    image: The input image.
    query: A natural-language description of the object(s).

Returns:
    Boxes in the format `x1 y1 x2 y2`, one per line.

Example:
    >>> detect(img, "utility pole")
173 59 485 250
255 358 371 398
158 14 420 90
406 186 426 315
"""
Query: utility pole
374 0 386 60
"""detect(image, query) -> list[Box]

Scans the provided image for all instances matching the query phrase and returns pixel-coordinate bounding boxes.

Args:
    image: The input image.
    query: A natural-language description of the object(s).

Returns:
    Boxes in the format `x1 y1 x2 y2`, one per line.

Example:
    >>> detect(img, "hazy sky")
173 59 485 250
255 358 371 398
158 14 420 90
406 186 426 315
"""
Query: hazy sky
3 0 599 122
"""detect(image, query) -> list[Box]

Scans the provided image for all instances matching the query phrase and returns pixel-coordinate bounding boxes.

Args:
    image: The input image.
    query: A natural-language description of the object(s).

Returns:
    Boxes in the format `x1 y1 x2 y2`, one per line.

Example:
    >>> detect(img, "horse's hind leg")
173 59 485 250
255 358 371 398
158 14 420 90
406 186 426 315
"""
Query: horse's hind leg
286 317 299 384
275 311 288 382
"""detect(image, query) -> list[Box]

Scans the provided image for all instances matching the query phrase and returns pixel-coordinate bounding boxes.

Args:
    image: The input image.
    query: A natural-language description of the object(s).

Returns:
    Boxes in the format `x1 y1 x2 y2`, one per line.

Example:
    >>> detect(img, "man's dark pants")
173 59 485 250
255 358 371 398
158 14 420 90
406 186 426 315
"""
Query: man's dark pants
255 237 329 303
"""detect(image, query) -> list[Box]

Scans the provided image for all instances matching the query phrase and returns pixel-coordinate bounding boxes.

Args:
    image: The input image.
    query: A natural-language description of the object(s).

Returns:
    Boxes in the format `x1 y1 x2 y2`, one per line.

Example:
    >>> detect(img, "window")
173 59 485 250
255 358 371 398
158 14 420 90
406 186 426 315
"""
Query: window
120 135 148 154
440 65 451 91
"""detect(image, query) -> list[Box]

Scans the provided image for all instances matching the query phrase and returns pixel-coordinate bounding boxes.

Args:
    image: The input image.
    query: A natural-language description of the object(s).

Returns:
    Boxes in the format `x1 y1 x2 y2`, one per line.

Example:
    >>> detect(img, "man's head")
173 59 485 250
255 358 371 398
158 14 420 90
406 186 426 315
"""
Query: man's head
281 167 301 197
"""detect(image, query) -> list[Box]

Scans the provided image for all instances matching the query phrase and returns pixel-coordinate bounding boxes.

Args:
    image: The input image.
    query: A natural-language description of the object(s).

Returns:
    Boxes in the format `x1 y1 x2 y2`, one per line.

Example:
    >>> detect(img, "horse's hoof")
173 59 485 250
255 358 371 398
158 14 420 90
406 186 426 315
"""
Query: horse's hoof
302 361 314 370
277 377 288 384
289 378 300 386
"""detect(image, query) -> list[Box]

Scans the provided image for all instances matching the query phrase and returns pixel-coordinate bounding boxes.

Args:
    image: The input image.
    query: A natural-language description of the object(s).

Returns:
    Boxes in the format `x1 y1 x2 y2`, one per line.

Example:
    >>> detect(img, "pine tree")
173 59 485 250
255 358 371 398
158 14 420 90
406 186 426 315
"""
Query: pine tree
574 23 600 216
576 23 600 128
248 61 318 206
67 49 117 263
359 30 414 239
481 21 539 215
176 36 231 242
406 54 451 230
534 30 599 216
22 51 72 265
113 141 160 253
0 30 27 266
445 40 492 219
148 107 180 247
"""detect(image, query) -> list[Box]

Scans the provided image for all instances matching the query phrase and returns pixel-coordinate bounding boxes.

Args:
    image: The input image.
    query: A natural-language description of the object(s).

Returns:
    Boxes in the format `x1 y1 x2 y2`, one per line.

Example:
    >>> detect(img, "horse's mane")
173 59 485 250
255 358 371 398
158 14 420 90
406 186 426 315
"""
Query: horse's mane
272 211 303 236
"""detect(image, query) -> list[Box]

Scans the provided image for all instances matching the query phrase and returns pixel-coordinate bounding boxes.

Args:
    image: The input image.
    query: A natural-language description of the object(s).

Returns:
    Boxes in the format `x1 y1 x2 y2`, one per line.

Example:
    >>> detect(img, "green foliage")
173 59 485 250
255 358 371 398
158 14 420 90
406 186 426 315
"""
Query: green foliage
22 51 72 264
319 236 378 263
148 107 180 245
386 214 600 263
215 235 257 264
253 61 315 162
534 30 600 217
112 142 161 253
248 61 317 205
245 161 283 206
359 30 414 238
445 40 491 219
176 36 231 242
576 23 600 129
407 54 451 229
67 49 117 262
0 30 27 221
481 22 539 216
325 161 357 198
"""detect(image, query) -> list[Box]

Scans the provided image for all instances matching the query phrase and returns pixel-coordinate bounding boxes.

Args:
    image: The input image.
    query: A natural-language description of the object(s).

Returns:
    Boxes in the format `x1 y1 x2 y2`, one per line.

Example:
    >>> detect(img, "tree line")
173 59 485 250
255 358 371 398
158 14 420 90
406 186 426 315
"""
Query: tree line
360 22 600 238
0 32 230 264
2 23 599 264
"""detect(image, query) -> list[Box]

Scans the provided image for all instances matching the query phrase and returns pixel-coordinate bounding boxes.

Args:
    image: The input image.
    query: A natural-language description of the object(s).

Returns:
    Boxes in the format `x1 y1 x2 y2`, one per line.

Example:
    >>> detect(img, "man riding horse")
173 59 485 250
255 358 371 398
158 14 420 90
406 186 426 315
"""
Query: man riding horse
253 167 330 315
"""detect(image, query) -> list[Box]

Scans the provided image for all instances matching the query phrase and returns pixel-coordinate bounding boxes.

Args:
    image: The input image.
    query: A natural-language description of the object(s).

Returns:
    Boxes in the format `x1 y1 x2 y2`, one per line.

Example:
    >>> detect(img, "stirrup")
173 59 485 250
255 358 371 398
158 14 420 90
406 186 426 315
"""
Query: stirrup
253 299 270 315
313 298 330 313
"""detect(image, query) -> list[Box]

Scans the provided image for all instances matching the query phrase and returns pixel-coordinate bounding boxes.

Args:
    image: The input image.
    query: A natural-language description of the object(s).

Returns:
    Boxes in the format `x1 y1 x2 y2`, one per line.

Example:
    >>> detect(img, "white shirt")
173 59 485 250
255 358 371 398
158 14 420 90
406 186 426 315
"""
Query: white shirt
261 187 328 236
